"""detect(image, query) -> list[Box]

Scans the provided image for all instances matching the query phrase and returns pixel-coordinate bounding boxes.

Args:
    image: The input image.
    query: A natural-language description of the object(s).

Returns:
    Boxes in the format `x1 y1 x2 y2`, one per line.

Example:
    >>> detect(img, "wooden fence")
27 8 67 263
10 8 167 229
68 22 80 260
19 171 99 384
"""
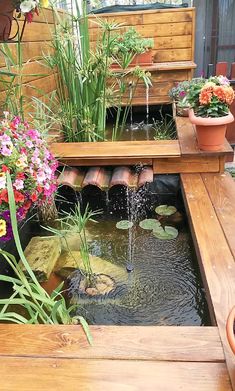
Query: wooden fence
0 8 60 115
88 7 196 105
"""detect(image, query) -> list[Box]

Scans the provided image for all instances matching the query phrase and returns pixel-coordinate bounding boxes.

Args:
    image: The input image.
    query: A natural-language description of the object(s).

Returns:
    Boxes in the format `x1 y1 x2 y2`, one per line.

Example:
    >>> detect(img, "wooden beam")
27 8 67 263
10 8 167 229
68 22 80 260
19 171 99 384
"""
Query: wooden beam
153 156 220 174
0 357 231 391
181 173 235 389
0 325 224 362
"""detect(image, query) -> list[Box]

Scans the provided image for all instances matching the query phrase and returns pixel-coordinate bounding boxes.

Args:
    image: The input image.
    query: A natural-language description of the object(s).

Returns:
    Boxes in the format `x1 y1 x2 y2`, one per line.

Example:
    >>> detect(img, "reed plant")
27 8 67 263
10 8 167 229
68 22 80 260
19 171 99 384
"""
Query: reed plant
43 0 151 141
0 173 92 342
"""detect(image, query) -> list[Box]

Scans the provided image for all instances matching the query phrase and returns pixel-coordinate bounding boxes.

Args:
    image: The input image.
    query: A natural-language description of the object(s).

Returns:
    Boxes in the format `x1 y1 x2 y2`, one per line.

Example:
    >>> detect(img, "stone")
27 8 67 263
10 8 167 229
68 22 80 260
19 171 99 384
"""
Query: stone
20 236 61 281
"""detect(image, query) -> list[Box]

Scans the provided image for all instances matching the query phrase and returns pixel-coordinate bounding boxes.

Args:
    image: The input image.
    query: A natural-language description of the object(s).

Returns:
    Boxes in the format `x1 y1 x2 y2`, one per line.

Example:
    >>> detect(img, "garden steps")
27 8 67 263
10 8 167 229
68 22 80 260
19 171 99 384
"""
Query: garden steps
181 173 235 390
57 166 153 191
0 325 230 390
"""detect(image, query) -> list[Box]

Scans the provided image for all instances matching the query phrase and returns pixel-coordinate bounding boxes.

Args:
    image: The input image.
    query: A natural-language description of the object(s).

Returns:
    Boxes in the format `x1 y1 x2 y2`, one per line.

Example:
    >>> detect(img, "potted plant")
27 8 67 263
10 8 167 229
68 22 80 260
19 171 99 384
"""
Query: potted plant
187 76 234 151
226 306 235 355
110 27 154 69
0 112 58 243
169 81 191 117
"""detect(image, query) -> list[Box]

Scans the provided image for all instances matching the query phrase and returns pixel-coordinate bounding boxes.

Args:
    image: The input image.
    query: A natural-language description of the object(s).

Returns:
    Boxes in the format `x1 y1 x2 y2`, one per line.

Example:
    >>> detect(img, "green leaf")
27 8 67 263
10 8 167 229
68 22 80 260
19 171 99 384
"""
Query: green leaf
153 226 178 240
139 219 161 230
155 205 177 216
116 220 133 230
77 316 93 345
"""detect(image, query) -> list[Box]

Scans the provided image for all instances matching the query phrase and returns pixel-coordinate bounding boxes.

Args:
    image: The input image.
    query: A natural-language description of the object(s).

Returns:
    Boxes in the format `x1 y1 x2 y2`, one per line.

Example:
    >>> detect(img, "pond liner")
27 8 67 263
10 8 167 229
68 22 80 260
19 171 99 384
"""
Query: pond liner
91 2 188 14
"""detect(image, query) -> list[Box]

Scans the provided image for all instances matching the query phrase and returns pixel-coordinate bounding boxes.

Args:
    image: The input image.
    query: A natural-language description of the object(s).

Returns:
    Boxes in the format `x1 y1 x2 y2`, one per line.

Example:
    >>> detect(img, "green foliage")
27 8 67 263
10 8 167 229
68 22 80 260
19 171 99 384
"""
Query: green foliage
155 205 177 216
0 173 92 343
153 112 176 140
110 27 154 68
42 0 152 142
116 220 133 230
139 219 161 230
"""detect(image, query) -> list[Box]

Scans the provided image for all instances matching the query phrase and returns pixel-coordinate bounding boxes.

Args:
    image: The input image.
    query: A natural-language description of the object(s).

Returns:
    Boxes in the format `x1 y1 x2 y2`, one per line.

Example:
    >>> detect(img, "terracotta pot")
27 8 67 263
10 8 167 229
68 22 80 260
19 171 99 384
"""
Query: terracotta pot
189 109 234 151
130 50 153 66
111 49 153 69
226 306 235 355
0 0 14 41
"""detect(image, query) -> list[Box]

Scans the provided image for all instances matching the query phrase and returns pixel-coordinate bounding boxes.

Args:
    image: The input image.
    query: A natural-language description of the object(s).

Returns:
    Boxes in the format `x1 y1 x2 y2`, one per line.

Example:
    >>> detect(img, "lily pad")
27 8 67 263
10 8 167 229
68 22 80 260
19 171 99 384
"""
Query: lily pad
139 219 161 230
116 220 133 230
153 225 178 240
155 205 177 216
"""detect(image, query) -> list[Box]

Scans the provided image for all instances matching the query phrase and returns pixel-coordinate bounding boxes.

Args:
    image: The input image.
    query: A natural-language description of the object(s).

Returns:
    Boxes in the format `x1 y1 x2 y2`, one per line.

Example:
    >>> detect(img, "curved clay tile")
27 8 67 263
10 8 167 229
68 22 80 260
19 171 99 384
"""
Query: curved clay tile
82 167 112 190
138 166 154 188
109 166 133 188
57 167 84 191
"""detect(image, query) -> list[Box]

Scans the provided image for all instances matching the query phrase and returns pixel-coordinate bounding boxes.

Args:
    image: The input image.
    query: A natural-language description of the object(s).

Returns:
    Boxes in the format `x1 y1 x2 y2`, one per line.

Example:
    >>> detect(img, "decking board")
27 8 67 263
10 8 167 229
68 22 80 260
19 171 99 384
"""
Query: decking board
202 173 235 261
0 358 231 391
0 325 224 362
181 173 235 389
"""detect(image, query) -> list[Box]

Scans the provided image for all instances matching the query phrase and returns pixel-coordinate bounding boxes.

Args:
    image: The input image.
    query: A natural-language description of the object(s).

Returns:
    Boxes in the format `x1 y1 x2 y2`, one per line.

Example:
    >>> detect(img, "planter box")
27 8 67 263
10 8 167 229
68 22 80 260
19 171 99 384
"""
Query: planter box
111 50 153 69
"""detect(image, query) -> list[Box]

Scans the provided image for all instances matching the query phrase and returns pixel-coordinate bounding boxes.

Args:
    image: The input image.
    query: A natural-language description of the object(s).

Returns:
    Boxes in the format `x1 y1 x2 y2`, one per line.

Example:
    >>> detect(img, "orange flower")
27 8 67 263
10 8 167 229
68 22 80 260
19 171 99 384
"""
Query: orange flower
199 88 212 105
224 86 235 105
213 86 226 102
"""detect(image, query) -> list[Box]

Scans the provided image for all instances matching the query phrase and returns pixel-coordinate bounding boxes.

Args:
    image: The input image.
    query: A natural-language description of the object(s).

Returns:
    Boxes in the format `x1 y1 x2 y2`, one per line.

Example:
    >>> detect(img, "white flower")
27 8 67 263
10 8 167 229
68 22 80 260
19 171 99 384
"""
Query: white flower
20 0 37 13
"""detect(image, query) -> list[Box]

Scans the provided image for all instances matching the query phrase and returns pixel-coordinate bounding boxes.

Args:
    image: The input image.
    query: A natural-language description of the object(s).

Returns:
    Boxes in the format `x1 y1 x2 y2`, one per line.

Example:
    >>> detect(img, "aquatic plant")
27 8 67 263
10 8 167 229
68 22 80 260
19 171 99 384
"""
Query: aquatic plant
155 205 177 216
153 225 178 240
116 220 134 229
0 173 92 342
0 113 58 242
139 218 161 230
153 112 176 141
44 203 101 282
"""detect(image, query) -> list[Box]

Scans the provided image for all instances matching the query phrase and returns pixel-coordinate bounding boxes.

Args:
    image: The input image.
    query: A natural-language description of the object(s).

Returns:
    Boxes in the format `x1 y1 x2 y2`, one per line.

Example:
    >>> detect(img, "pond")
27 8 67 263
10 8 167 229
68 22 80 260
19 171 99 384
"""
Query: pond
0 174 210 326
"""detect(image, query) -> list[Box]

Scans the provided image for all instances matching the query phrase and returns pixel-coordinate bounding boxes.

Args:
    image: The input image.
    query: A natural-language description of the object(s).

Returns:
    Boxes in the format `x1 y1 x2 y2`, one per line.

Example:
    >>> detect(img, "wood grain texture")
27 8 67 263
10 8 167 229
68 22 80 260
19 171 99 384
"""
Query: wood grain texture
0 358 231 391
176 116 234 159
202 172 235 258
181 173 235 389
153 156 220 174
0 325 224 362
55 158 153 167
50 140 181 160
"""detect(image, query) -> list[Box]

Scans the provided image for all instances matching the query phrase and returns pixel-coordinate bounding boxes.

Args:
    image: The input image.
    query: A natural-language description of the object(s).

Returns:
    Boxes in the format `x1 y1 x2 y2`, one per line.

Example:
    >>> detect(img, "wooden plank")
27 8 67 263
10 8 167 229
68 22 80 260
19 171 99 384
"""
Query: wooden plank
0 42 54 67
0 325 224 362
89 22 192 41
181 173 235 389
15 7 67 24
153 156 220 174
11 21 54 42
111 62 196 73
154 35 192 50
153 48 192 63
56 158 153 167
0 358 231 391
176 116 234 158
88 9 193 27
50 140 181 160
202 172 235 259
0 62 53 92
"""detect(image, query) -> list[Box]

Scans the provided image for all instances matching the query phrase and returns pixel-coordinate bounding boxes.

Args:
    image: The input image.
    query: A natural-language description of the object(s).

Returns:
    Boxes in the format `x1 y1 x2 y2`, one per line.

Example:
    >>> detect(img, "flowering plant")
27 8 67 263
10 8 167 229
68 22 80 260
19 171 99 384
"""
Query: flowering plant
15 0 49 23
187 76 235 118
0 113 58 242
169 80 191 103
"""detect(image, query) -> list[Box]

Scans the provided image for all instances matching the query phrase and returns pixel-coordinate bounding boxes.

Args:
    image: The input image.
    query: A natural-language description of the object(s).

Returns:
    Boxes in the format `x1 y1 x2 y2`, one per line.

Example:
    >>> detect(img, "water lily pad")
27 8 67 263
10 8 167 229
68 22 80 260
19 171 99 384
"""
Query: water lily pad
153 226 178 240
155 205 177 216
139 219 161 230
116 220 133 230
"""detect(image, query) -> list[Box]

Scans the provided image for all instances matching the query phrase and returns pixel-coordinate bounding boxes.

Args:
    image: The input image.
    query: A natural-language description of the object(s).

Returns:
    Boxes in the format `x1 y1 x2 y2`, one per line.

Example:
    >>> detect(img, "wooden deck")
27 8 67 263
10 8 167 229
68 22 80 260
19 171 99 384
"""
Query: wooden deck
50 117 233 172
0 325 231 390
2 119 235 389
